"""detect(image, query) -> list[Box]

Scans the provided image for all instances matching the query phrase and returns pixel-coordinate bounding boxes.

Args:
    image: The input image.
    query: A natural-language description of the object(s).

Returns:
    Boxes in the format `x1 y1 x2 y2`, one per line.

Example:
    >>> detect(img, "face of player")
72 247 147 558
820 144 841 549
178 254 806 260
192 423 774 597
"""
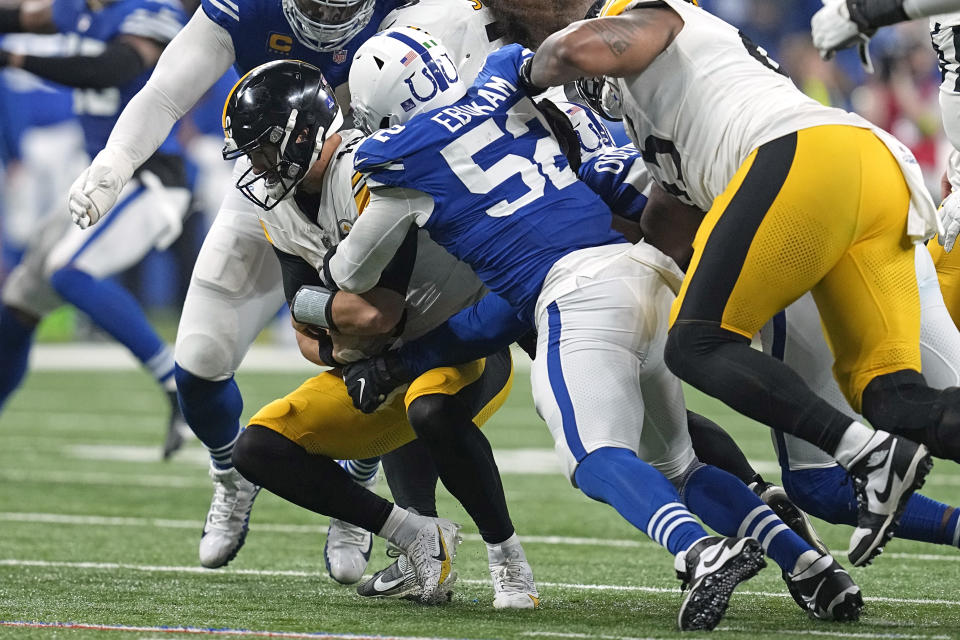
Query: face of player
247 142 282 185
290 0 365 27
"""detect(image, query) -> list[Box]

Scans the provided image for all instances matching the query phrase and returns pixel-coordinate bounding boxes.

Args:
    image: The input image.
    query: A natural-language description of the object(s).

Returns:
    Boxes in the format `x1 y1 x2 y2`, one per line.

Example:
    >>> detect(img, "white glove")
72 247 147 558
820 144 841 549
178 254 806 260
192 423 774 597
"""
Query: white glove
939 190 960 252
812 0 861 55
68 163 125 229
811 0 875 73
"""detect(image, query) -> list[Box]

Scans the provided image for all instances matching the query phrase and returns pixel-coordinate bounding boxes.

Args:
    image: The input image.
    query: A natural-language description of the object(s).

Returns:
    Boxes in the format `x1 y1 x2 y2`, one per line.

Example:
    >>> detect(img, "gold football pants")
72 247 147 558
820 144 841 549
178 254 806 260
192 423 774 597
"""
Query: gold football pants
247 350 513 459
671 125 920 411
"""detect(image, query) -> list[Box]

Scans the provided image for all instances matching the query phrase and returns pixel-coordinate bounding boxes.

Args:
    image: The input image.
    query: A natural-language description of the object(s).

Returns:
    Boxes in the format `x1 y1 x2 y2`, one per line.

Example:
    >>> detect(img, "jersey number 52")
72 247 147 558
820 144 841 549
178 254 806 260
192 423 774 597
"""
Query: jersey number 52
439 100 577 217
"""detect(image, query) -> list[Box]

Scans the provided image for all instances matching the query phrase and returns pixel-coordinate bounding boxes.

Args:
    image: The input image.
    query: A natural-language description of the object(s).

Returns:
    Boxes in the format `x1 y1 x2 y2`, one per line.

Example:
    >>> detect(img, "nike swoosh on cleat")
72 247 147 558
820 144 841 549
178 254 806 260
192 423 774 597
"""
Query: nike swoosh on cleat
372 573 407 592
873 444 898 505
432 528 448 563
357 378 366 404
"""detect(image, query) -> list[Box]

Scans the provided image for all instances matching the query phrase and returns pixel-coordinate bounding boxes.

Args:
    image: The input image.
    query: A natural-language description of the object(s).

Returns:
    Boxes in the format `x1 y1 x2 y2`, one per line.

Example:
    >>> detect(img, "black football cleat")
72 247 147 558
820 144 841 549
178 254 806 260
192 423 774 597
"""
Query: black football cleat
675 536 766 631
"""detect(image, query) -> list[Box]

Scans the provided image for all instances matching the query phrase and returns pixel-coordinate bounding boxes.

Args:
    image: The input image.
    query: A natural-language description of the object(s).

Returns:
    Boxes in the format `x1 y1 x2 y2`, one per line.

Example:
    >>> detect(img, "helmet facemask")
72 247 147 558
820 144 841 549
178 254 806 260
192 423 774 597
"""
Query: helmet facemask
575 75 623 121
223 61 344 210
281 0 376 52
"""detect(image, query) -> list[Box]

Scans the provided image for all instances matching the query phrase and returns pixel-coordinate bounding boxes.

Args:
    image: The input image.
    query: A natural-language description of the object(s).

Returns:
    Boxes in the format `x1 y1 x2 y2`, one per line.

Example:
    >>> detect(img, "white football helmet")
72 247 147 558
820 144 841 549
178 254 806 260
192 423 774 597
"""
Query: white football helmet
282 0 376 52
348 26 466 134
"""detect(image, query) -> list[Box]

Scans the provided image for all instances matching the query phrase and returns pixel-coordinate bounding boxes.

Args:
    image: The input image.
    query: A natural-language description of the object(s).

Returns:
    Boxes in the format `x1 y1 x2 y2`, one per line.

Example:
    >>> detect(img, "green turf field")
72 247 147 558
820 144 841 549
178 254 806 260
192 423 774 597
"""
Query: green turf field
1 364 959 640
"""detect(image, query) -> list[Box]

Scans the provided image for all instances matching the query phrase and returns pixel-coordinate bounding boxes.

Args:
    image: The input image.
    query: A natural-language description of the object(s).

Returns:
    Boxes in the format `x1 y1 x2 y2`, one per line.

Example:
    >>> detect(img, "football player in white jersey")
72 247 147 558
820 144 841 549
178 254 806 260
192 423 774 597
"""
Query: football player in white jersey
517 0 960 568
65 0 505 573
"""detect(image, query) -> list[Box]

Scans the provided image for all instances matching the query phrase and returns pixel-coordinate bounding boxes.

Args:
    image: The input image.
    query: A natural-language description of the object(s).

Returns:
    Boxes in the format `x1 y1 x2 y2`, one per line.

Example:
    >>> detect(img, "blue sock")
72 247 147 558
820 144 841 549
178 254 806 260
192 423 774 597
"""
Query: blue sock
50 267 164 364
175 364 243 469
683 464 812 572
574 447 707 555
781 464 857 526
783 464 960 547
0 305 36 412
339 458 380 485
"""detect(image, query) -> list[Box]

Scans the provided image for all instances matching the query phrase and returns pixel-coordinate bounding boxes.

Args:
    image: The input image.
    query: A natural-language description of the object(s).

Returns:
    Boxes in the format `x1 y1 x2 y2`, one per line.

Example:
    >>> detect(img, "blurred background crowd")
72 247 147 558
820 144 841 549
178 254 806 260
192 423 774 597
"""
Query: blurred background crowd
0 0 949 341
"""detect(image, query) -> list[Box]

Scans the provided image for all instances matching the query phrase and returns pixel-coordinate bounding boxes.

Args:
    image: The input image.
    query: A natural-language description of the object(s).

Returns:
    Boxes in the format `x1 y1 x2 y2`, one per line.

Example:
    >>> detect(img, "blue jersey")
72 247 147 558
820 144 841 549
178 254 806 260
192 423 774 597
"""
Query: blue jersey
201 0 404 84
354 44 625 321
52 0 186 157
579 145 649 222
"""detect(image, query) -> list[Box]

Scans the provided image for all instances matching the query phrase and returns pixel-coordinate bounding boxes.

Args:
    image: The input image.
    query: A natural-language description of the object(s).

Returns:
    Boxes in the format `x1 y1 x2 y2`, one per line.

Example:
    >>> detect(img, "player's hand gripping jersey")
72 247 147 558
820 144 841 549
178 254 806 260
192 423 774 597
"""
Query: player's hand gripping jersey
600 0 938 238
335 44 624 322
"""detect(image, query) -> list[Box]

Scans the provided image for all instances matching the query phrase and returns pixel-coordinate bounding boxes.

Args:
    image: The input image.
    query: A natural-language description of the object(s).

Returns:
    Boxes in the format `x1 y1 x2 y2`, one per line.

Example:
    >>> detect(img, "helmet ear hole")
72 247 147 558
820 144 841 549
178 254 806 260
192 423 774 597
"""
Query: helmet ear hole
378 116 390 130
373 56 385 70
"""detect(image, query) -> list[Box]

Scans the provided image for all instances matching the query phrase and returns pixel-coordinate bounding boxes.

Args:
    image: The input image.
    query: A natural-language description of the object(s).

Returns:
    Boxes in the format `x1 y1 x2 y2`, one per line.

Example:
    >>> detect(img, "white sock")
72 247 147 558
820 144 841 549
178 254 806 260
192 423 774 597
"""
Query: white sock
378 505 430 549
789 548 823 576
487 532 524 565
146 346 176 390
833 421 877 467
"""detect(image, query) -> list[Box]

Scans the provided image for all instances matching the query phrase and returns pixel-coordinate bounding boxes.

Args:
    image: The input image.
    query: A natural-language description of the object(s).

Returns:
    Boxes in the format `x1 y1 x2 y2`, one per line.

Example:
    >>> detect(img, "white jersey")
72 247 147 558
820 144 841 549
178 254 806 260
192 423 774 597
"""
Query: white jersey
931 12 960 94
931 13 960 189
256 130 485 344
605 0 939 239
378 0 504 84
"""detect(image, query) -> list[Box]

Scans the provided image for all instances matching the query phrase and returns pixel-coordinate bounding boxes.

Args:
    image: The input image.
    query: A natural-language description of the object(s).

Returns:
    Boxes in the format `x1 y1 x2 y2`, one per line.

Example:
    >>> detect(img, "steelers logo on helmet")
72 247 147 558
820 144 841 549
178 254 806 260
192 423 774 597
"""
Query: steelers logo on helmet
222 59 344 211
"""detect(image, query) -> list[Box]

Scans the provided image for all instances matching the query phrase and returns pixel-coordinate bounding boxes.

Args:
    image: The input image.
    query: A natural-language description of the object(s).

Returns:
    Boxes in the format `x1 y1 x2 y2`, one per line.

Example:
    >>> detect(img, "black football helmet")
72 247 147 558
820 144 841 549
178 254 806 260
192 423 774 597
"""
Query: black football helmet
222 60 343 210
575 0 624 121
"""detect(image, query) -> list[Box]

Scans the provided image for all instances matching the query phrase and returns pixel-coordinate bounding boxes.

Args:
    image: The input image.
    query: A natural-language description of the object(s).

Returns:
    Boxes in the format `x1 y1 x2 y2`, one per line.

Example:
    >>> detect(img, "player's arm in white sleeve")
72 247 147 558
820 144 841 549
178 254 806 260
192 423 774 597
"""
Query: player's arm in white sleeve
813 0 960 60
68 9 236 228
327 186 434 294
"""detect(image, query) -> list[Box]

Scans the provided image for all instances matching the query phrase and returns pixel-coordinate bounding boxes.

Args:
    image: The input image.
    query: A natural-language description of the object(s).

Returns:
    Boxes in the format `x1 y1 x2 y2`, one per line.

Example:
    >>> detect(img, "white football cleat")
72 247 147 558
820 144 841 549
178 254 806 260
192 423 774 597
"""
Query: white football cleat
324 518 373 585
404 518 462 604
356 553 455 601
199 462 260 568
488 540 539 609
490 560 539 609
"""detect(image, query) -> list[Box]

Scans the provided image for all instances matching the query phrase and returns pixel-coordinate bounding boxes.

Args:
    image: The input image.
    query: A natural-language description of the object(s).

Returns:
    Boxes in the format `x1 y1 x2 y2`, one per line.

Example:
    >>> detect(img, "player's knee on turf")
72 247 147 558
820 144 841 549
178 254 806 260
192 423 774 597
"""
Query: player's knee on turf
406 393 474 443
780 465 857 526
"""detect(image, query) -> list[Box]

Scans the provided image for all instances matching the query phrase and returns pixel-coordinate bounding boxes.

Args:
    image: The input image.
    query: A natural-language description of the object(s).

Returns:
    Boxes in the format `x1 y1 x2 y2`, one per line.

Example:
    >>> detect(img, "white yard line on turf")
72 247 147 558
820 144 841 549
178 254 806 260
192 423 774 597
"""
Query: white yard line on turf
521 632 659 640
716 629 951 640
2 559 960 608
0 511 652 547
0 621 479 640
4 512 960 561
525 632 953 640
28 344 535 373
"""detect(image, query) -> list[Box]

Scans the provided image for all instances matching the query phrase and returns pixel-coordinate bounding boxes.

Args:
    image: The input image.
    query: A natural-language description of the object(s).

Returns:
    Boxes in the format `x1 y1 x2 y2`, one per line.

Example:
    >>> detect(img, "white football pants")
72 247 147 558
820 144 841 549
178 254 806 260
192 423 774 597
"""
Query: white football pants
530 242 697 484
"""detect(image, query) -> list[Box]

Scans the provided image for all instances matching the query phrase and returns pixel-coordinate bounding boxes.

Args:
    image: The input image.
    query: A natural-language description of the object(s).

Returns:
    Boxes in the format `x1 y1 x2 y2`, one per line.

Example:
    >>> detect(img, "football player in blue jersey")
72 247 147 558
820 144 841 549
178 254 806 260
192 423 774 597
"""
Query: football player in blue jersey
319 30 870 629
0 0 192 456
65 0 506 573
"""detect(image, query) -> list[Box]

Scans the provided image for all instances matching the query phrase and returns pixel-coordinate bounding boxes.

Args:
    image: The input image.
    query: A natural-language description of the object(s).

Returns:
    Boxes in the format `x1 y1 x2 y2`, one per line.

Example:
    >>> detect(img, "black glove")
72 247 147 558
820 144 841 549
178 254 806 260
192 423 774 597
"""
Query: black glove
316 331 341 368
342 354 415 413
846 0 904 32
518 57 546 96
